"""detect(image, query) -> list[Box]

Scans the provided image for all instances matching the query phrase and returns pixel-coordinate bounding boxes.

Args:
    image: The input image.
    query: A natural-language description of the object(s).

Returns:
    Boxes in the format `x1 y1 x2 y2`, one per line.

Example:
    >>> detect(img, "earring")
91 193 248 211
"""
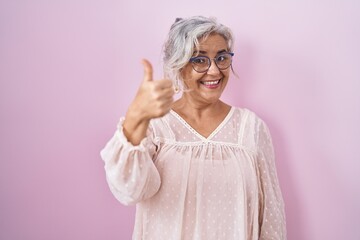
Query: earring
174 79 180 93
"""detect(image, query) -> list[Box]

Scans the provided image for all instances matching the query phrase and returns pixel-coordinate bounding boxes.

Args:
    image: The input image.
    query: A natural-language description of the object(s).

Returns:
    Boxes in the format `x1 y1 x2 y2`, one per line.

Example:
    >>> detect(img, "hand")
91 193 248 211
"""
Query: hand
128 59 175 121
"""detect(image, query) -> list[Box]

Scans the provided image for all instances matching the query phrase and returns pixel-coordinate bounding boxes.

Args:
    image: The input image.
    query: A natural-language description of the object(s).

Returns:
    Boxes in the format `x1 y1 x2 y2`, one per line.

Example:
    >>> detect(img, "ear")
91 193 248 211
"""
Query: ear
180 76 189 90
179 67 186 80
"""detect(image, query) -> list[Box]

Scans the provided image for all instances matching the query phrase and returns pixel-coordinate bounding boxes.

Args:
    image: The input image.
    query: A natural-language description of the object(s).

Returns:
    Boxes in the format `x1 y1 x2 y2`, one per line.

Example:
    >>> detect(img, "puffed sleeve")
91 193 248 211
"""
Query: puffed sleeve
256 119 287 239
100 118 161 205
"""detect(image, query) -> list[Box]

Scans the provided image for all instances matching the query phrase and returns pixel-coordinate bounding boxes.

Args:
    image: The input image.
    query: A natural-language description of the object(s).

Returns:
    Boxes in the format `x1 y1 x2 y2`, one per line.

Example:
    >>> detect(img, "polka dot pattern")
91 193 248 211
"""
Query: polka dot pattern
100 107 286 239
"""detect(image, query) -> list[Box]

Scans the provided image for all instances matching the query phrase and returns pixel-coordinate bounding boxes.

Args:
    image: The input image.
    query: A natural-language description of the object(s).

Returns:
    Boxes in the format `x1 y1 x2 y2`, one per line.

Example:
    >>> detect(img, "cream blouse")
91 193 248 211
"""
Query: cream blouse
100 107 286 240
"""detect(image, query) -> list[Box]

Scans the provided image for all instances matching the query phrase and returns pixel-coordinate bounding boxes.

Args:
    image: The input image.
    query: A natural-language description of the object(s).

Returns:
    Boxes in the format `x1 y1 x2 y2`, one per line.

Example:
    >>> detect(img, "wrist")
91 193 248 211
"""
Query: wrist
124 105 151 133
123 106 150 145
126 104 150 123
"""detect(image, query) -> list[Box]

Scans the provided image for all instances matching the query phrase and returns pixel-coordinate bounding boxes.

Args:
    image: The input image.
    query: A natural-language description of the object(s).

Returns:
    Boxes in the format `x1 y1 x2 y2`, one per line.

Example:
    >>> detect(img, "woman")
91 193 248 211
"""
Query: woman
101 16 286 240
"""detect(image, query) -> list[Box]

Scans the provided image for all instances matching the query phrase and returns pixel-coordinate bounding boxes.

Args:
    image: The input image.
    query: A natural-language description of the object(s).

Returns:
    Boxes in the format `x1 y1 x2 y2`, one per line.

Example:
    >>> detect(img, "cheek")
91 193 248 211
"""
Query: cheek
182 68 204 83
183 76 198 88
222 69 231 79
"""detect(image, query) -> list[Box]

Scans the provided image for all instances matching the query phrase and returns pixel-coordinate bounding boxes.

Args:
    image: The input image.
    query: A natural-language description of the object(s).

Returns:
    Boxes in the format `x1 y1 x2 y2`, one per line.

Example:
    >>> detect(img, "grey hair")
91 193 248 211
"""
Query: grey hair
163 16 234 90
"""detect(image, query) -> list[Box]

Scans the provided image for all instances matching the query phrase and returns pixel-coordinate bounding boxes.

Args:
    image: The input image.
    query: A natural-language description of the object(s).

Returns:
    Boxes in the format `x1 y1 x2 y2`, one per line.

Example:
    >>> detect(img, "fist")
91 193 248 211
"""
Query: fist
129 59 175 120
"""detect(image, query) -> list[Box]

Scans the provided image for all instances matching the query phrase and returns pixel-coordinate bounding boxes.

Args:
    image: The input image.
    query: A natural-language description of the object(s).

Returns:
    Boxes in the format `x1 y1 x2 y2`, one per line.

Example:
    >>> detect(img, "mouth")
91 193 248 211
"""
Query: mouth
200 79 221 89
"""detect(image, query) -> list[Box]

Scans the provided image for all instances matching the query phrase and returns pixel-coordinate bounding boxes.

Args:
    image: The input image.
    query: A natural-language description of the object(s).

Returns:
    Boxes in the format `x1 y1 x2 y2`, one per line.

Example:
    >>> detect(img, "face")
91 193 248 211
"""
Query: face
180 34 231 105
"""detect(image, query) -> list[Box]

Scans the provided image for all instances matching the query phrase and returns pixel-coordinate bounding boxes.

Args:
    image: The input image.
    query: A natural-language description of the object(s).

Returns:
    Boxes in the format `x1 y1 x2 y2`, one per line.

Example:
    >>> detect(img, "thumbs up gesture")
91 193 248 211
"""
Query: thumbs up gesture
127 59 175 121
123 59 175 145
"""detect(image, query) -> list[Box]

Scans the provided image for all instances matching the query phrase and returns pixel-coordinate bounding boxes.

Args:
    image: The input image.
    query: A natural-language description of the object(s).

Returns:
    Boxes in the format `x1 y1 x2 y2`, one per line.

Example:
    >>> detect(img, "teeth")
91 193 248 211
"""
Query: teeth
202 80 220 85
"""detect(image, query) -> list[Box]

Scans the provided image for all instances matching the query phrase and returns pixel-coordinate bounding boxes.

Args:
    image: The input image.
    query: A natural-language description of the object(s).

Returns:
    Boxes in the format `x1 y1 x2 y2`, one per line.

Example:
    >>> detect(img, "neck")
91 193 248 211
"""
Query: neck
172 96 229 120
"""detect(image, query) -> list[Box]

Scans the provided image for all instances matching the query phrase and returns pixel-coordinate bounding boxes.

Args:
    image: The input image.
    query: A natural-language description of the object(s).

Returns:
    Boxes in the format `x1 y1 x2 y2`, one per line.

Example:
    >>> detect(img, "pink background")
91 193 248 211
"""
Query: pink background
1 1 359 239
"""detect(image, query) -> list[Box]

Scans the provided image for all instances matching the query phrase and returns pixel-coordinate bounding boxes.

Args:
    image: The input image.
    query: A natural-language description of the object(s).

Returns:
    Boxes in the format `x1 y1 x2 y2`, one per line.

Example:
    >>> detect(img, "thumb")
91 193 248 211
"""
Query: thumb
141 59 153 82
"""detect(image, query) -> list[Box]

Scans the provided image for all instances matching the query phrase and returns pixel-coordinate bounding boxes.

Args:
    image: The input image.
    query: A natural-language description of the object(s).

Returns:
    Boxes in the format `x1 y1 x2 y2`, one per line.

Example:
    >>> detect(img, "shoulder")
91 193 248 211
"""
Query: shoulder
231 106 265 126
231 106 271 146
148 112 175 140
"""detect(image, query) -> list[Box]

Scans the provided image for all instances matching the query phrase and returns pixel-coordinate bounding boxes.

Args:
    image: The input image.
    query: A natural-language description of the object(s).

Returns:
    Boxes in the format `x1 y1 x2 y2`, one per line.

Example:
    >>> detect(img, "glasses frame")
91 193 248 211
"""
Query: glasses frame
189 52 234 73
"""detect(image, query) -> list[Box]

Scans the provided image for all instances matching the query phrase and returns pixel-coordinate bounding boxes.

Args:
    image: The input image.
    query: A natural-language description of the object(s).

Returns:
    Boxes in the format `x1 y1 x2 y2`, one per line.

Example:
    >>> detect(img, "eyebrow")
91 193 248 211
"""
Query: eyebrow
193 49 228 55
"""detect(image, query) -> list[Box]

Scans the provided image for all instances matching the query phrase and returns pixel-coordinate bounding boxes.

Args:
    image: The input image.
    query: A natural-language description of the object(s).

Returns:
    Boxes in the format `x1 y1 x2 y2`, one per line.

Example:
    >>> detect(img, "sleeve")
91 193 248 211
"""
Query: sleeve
256 119 287 240
100 118 161 206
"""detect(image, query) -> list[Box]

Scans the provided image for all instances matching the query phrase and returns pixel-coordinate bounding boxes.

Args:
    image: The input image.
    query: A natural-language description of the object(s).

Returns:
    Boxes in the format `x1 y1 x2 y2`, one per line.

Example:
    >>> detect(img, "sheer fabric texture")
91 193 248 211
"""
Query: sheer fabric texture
100 107 286 240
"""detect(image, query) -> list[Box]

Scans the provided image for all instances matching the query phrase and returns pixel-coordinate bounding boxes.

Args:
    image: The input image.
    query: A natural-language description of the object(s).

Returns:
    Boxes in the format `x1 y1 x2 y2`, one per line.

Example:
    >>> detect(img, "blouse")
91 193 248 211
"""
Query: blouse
100 107 286 240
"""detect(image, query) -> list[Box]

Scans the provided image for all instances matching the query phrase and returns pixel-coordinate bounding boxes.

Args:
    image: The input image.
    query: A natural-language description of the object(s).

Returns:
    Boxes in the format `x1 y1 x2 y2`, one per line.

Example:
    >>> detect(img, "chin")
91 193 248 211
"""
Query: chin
200 92 223 103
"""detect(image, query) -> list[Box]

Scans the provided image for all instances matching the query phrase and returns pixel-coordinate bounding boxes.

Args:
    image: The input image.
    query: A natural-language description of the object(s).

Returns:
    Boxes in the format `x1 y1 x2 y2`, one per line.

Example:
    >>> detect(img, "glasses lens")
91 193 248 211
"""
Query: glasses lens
215 53 233 69
191 57 210 72
190 53 233 73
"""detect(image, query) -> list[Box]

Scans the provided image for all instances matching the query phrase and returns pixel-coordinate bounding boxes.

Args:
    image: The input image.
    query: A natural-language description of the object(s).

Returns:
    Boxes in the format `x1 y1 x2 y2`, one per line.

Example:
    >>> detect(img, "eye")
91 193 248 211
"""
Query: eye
216 55 228 62
191 57 208 65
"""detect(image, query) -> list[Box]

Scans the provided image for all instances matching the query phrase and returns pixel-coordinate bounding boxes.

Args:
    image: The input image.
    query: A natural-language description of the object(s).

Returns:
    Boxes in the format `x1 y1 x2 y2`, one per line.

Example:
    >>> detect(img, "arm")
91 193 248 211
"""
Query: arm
123 59 174 145
100 59 174 205
257 120 287 239
100 119 160 205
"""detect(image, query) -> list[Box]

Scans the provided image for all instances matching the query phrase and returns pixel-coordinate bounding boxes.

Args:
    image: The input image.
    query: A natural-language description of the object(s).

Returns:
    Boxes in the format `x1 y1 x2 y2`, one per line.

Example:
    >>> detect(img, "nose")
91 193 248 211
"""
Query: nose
207 59 221 75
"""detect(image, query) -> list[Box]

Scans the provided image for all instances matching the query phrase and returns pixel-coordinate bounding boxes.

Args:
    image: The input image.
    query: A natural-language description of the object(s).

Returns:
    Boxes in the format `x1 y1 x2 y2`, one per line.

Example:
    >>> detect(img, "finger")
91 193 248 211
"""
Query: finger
158 93 174 104
161 87 175 97
141 59 153 82
154 79 173 89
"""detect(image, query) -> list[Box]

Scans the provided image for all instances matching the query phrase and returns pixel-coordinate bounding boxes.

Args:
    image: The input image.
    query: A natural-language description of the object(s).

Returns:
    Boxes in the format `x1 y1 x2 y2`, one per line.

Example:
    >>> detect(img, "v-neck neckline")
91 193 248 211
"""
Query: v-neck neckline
170 107 234 141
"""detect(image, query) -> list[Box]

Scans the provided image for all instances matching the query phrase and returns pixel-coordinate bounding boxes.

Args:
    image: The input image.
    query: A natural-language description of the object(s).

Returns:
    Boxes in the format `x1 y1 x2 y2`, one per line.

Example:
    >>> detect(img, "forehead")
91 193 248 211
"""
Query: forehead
196 34 228 53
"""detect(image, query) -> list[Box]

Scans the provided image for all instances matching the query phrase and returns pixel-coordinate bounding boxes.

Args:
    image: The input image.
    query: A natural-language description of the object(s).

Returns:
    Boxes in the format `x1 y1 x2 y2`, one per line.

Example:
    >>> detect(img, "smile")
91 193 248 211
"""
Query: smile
200 79 221 89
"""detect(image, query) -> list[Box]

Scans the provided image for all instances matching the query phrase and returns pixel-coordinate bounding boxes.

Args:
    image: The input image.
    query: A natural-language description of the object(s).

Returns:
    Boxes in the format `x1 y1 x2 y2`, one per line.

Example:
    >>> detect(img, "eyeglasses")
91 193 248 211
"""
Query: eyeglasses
189 52 234 73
